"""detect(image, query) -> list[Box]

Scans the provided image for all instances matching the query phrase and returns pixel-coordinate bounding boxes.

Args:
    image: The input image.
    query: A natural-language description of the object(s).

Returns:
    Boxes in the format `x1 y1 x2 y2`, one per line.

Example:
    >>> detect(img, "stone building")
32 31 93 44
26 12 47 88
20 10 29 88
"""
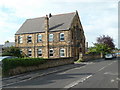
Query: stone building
0 45 3 56
15 11 85 60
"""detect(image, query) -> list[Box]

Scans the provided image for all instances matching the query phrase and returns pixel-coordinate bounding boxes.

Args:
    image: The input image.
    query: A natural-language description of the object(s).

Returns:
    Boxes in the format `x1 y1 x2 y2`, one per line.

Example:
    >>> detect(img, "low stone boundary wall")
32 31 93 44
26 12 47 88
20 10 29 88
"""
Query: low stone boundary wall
8 57 74 76
82 54 101 61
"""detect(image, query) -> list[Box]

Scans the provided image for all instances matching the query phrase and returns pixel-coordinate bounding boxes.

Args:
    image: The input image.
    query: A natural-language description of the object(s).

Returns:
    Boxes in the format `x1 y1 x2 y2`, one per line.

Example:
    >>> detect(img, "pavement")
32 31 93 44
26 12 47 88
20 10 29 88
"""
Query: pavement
2 62 86 87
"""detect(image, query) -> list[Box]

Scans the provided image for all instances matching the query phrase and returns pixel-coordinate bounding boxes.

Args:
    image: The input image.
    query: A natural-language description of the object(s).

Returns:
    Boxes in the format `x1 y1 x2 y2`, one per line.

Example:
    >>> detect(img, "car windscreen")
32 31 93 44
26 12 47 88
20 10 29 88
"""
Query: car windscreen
0 57 6 61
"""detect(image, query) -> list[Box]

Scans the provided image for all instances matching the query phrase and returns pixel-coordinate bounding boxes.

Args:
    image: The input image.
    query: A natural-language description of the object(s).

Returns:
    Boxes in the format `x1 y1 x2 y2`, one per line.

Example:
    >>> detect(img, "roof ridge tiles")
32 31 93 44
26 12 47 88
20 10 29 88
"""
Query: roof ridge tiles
28 12 76 20
52 12 76 16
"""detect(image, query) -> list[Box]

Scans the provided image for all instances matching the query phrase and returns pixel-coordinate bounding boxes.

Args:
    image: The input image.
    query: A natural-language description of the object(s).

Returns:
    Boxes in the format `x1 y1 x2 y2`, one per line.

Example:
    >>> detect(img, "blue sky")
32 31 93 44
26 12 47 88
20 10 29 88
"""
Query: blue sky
0 0 119 48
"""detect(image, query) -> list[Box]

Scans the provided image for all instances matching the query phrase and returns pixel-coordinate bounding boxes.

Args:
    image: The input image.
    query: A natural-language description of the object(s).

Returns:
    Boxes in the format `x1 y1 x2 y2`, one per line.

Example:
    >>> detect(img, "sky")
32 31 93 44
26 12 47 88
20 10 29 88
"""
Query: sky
0 0 119 48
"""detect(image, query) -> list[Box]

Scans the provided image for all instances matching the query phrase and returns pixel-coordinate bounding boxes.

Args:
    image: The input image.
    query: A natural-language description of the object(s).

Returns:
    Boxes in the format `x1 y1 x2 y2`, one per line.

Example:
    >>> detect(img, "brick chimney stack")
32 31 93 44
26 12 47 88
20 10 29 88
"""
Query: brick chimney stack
45 15 49 32
44 15 49 58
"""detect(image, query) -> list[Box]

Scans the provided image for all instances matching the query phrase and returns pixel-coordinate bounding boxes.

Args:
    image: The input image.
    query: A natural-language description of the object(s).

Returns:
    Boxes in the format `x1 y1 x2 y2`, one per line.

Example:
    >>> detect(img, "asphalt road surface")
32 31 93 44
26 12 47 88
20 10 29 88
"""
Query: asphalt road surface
3 58 119 89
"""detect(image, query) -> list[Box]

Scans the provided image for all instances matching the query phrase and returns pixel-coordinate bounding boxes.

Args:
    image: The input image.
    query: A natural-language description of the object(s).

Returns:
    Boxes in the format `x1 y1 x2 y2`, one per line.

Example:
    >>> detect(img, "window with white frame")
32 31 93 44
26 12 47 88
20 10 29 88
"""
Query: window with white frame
18 36 22 43
60 33 64 41
37 34 42 42
20 49 22 54
28 49 32 57
49 49 54 57
27 35 32 43
49 34 54 42
38 49 42 57
60 48 65 57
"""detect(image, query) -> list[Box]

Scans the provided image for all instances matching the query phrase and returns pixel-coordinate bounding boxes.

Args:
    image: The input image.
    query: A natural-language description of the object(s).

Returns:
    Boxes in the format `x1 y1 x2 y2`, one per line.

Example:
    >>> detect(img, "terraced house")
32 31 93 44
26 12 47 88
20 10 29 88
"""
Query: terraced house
15 11 85 60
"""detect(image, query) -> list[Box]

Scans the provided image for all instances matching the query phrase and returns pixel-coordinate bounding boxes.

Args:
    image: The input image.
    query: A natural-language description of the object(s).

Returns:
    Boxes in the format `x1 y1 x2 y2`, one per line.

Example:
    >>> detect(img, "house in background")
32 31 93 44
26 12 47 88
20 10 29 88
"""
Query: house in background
15 11 85 60
3 42 15 48
0 45 3 56
0 42 15 56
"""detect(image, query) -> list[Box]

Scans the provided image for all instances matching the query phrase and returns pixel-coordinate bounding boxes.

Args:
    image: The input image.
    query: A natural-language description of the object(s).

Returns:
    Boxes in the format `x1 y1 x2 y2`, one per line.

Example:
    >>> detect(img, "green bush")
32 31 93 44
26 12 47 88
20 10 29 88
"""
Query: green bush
2 46 23 57
2 58 46 76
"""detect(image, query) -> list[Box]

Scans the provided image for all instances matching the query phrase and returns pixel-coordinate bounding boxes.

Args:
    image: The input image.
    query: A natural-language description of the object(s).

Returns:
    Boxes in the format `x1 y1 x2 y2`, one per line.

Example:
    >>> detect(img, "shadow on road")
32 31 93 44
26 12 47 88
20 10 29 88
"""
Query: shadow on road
6 72 94 87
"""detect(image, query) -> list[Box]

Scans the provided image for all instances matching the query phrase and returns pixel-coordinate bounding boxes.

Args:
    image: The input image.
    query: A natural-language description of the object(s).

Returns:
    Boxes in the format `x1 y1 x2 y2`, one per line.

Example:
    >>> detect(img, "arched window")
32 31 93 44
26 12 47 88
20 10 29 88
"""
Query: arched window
60 33 64 41
60 48 65 57
37 34 42 42
38 49 42 57
27 35 32 43
49 34 54 42
49 49 54 57
18 36 22 43
28 49 32 57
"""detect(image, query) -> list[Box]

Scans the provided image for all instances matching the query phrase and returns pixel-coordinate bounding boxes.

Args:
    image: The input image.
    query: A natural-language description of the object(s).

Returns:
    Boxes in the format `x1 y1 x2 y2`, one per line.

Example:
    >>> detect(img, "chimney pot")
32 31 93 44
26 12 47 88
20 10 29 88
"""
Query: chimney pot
49 13 52 18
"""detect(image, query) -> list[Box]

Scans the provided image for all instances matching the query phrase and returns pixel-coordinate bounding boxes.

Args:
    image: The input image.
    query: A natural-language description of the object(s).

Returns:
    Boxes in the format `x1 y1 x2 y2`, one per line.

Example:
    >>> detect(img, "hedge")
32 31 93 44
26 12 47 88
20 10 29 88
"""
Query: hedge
2 58 46 76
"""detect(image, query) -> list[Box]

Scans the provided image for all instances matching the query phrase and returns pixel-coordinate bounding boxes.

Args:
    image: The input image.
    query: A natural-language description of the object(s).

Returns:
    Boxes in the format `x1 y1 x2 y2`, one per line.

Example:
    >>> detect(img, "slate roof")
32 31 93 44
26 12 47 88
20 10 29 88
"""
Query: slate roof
15 12 76 34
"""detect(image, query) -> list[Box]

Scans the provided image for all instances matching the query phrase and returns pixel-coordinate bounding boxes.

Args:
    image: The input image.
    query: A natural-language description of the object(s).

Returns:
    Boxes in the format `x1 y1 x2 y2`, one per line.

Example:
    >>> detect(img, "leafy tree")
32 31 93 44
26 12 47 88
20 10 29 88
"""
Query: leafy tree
87 35 116 58
95 43 111 54
97 35 115 50
5 40 9 43
89 44 110 54
2 46 22 57
88 47 96 53
88 35 115 58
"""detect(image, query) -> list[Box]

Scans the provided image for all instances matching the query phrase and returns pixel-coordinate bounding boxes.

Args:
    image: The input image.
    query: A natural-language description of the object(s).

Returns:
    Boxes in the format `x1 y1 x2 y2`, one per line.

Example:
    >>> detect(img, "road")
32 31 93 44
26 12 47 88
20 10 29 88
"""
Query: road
3 58 119 89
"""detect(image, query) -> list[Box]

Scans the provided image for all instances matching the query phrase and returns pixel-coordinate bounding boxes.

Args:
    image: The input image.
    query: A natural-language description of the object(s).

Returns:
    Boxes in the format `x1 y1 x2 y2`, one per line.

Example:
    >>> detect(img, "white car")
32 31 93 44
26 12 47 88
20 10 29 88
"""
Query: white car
112 53 117 58
0 56 18 61
105 54 113 59
0 56 18 66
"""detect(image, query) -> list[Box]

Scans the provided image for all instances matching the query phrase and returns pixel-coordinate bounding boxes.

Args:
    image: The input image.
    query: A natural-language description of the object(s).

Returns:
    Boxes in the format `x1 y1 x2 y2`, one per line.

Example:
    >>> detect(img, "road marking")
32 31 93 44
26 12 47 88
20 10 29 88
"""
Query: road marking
104 72 118 76
64 75 92 88
98 67 106 71
116 78 120 81
98 61 115 72
74 66 86 70
1 77 32 88
111 79 115 83
80 62 94 64
108 62 113 66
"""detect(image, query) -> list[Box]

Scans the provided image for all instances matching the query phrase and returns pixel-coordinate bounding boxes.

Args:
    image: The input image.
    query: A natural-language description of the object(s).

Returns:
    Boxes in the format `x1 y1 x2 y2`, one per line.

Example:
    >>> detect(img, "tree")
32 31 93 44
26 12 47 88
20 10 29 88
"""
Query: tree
88 35 115 58
89 46 96 53
89 43 111 57
2 46 22 57
97 35 115 50
5 40 9 43
95 43 111 55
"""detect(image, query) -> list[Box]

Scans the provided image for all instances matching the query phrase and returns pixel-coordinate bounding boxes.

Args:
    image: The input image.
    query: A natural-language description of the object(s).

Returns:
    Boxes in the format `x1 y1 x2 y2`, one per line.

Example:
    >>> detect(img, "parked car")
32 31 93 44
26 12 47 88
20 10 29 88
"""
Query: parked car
104 54 113 60
0 56 18 66
112 53 117 58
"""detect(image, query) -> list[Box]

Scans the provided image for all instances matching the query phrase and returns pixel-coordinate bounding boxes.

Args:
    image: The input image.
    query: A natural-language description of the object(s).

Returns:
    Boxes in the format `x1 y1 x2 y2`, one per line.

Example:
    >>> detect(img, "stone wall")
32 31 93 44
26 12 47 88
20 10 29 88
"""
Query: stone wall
82 54 101 61
8 57 74 76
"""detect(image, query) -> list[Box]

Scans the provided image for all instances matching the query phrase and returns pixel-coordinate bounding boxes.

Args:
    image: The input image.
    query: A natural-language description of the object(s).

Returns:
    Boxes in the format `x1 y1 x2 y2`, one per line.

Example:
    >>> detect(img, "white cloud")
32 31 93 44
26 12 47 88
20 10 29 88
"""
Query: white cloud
0 0 48 18
0 0 118 48
49 0 119 3
83 9 118 47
